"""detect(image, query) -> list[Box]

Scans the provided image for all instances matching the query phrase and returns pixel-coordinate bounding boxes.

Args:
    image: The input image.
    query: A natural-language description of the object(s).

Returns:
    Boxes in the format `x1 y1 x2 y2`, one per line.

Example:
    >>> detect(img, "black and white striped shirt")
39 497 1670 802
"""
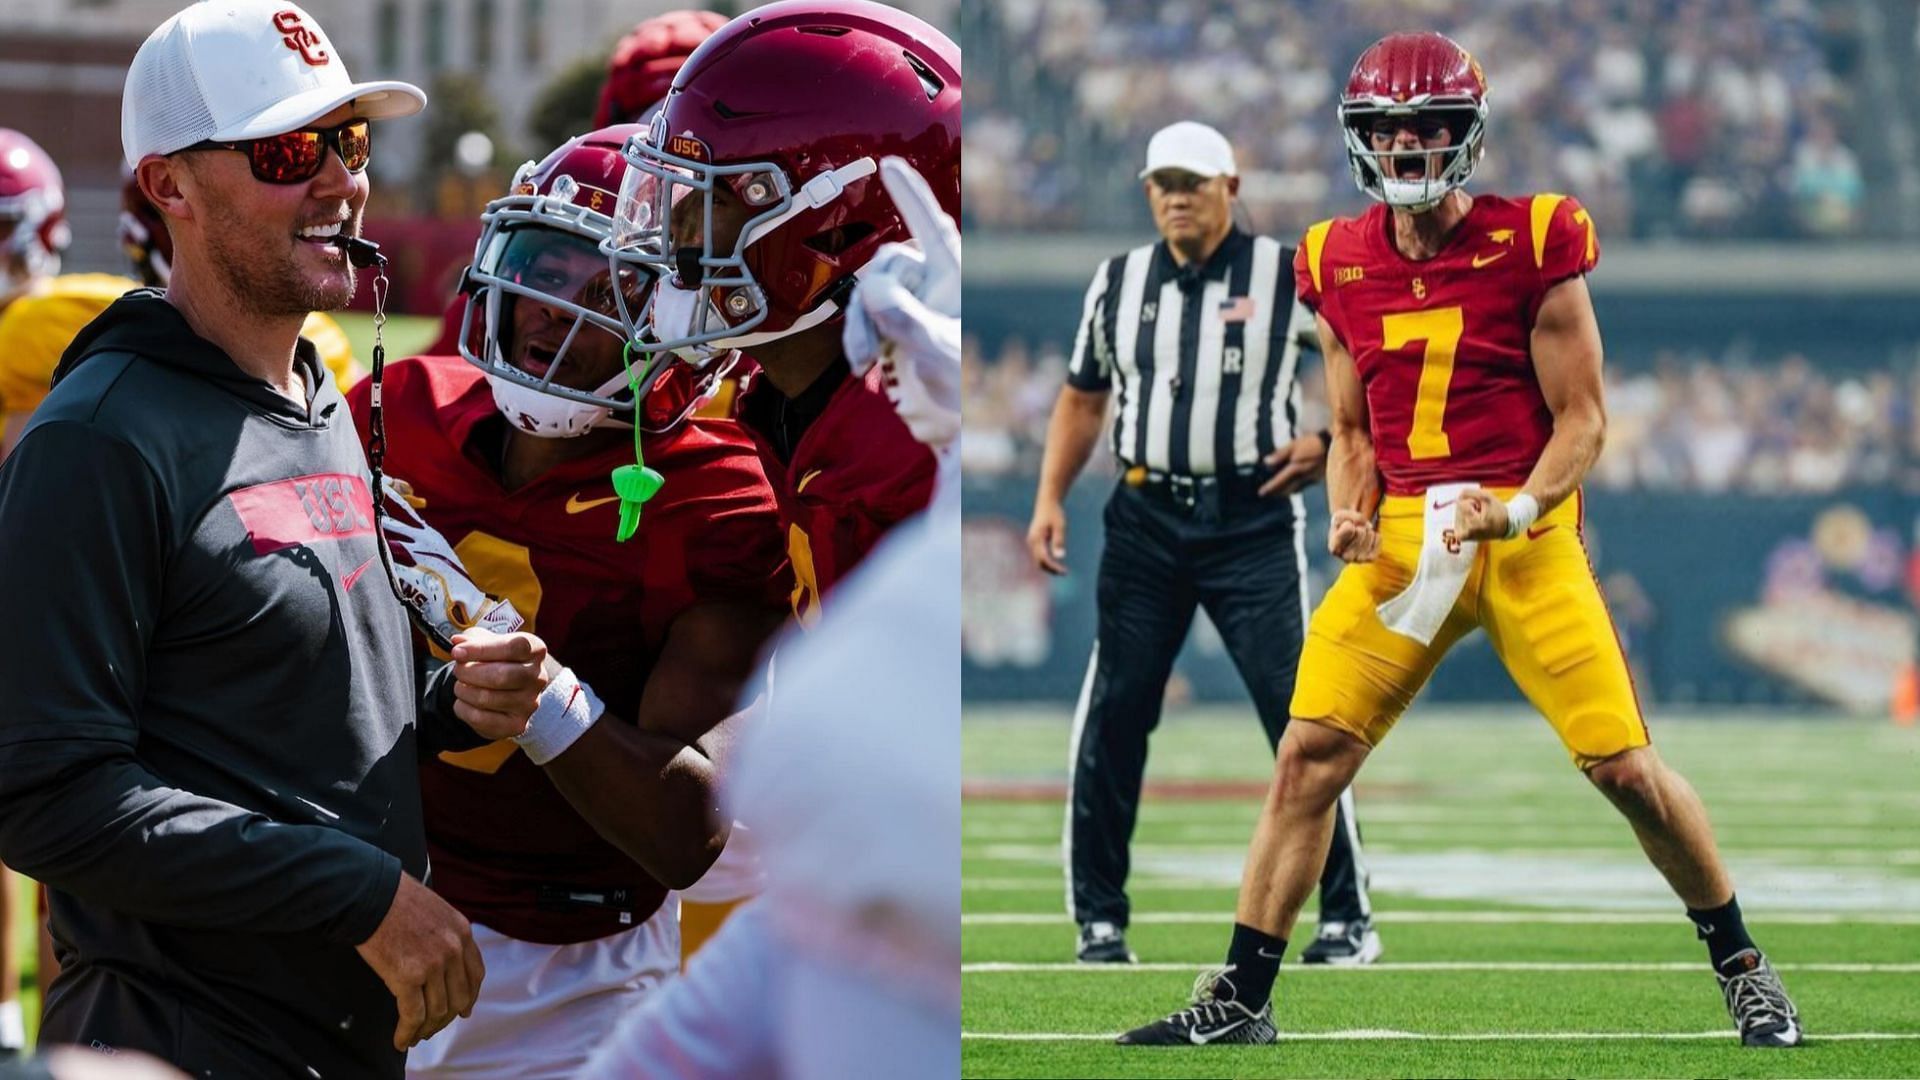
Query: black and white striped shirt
1065 228 1310 476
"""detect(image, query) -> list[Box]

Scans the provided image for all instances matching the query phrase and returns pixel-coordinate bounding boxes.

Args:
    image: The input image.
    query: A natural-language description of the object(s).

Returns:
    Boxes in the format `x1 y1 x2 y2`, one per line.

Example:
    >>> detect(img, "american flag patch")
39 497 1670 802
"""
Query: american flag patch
1218 296 1256 323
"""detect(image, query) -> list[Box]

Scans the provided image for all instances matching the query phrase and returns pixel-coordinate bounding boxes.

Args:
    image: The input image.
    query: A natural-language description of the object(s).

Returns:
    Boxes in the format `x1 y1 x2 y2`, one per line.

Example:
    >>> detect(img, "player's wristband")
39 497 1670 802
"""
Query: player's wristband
513 666 605 766
1503 493 1541 540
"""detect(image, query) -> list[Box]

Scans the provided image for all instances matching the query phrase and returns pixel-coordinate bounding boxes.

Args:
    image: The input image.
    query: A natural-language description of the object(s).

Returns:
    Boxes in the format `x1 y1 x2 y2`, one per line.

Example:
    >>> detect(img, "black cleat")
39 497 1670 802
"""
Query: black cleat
1717 949 1803 1047
1077 920 1137 963
1299 917 1383 965
1116 966 1278 1046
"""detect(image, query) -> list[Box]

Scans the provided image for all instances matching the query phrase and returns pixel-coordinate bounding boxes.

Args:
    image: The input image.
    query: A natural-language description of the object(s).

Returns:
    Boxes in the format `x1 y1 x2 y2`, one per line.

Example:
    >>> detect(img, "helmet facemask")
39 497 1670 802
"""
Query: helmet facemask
463 170 658 438
606 122 879 363
1340 99 1486 213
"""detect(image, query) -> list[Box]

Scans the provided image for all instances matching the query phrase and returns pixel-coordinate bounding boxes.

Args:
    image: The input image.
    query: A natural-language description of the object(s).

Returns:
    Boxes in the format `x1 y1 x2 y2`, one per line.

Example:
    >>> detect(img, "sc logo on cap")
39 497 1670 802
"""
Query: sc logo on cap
273 10 331 67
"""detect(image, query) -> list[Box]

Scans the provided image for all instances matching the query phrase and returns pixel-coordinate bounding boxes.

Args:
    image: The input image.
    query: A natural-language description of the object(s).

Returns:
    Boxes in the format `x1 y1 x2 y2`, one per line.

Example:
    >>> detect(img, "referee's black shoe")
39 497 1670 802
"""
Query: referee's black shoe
1116 966 1277 1046
1299 916 1383 965
1077 920 1137 963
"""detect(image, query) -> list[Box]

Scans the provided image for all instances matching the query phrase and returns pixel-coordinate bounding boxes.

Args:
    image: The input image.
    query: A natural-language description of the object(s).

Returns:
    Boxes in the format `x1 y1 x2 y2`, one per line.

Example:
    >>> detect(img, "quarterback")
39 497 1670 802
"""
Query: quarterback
353 125 788 1079
1121 32 1802 1049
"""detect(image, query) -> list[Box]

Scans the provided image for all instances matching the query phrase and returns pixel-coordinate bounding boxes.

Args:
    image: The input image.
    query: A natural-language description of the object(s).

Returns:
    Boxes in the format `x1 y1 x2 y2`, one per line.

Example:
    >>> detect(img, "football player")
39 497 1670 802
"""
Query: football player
580 152 960 1080
605 0 956 627
1120 31 1802 1048
353 125 788 1079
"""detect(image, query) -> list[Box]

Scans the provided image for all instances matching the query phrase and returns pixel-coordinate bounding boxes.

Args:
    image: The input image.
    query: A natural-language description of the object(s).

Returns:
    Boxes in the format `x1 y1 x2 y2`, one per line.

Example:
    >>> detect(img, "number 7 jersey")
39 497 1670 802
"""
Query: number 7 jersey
1294 193 1599 495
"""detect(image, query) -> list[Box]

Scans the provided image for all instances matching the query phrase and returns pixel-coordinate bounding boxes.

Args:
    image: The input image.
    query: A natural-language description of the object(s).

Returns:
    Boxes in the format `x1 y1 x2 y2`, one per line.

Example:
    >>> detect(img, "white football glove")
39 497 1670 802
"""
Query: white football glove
843 156 960 449
380 476 525 646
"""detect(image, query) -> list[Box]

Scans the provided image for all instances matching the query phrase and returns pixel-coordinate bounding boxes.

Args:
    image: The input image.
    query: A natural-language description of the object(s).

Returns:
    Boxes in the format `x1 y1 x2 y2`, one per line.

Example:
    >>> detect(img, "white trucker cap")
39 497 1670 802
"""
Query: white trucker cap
1138 121 1237 180
122 1 427 170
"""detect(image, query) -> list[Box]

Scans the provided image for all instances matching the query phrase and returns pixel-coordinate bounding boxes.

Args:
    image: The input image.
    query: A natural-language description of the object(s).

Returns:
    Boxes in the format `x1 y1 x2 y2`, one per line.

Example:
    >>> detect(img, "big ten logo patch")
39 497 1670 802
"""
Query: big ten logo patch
273 10 330 66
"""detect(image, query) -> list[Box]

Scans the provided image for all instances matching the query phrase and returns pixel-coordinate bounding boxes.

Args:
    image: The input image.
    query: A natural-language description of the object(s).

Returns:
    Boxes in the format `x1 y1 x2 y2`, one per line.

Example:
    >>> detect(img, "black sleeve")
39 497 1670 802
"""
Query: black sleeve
0 422 400 946
418 661 489 755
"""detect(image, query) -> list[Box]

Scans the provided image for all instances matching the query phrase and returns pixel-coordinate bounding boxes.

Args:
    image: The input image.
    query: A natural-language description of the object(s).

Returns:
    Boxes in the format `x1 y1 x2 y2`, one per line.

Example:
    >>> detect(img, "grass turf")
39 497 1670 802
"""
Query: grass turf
962 706 1920 1078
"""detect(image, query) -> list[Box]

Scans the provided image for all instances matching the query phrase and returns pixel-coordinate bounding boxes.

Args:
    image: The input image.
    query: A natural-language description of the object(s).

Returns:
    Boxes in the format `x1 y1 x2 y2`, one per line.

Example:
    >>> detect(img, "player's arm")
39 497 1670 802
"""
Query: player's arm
1455 275 1606 541
1318 312 1381 563
538 600 784 890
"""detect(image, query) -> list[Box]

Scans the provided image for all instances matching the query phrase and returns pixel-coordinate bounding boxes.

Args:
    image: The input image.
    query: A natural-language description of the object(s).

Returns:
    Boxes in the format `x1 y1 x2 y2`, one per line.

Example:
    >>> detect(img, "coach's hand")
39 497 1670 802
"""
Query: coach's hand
448 629 552 740
1453 487 1510 542
1260 432 1328 496
1028 500 1070 575
357 873 485 1051
1329 508 1380 563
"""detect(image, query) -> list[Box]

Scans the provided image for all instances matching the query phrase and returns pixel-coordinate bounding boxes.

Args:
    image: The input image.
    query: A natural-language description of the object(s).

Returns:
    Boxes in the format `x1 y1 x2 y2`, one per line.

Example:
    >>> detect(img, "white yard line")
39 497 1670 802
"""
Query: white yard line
964 909 1920 926
961 1029 1920 1042
963 961 1920 974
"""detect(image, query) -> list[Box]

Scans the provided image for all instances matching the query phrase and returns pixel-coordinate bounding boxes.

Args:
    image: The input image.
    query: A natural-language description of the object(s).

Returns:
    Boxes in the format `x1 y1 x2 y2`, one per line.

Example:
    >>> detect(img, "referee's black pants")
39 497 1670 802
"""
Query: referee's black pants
1066 477 1371 931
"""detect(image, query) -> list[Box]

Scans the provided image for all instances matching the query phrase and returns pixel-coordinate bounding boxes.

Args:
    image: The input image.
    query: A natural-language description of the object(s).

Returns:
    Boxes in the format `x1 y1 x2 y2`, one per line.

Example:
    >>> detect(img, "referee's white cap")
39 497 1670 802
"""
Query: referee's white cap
1138 121 1237 180
123 0 427 170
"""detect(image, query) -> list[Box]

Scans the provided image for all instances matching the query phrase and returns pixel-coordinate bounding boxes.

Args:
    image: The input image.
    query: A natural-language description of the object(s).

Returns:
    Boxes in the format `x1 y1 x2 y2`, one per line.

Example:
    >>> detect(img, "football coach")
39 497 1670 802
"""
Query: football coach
0 3 550 1076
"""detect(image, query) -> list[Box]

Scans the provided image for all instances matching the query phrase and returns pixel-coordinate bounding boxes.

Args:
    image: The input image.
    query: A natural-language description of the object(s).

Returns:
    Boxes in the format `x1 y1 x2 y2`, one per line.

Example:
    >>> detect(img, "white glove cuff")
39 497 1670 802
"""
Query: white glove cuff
513 666 605 765
1503 493 1541 540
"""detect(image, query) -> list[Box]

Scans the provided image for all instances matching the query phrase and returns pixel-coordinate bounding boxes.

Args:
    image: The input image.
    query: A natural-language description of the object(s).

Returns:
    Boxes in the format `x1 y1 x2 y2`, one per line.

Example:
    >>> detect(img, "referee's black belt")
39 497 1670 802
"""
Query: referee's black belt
1121 463 1269 512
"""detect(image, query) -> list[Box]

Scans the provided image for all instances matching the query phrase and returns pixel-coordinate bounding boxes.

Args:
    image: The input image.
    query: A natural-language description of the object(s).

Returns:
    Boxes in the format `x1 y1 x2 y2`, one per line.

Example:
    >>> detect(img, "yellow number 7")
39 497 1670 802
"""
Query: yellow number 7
1381 305 1464 460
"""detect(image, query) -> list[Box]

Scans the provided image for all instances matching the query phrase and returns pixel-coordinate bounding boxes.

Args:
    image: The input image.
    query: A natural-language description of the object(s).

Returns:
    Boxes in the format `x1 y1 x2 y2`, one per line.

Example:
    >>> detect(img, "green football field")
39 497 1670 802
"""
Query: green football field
963 704 1920 1078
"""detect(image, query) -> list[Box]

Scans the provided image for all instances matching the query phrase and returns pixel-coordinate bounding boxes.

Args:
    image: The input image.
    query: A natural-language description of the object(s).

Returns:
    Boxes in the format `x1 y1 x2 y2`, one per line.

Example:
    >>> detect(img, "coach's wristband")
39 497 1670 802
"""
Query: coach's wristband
513 665 605 766
1503 493 1541 540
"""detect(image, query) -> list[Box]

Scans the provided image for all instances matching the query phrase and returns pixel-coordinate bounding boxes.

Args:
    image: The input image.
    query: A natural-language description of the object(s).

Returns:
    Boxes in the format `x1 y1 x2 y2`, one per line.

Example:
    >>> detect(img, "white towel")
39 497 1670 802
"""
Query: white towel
1375 482 1479 645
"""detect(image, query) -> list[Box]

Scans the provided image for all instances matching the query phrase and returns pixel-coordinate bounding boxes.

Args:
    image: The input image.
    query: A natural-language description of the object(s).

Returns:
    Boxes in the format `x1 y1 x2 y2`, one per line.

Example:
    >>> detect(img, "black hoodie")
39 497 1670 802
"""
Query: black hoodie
0 290 478 1078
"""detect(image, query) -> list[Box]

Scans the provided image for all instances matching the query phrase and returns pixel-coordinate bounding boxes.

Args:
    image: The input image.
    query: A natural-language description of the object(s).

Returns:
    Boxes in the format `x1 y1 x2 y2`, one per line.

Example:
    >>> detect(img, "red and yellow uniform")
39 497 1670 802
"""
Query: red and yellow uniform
1291 194 1645 767
347 355 787 944
0 276 361 418
736 361 937 626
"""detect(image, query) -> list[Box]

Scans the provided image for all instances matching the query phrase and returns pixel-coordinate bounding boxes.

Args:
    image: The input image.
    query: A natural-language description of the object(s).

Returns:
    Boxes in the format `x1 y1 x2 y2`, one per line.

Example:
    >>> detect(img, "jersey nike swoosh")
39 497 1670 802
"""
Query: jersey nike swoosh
1432 498 1458 511
566 493 622 514
1189 1018 1249 1045
1526 524 1554 540
1472 251 1509 268
797 469 825 494
341 556 376 591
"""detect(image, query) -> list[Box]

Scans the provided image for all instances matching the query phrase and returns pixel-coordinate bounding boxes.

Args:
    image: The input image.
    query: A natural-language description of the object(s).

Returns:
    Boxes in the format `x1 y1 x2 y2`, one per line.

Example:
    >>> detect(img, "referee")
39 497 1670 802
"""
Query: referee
1028 121 1377 966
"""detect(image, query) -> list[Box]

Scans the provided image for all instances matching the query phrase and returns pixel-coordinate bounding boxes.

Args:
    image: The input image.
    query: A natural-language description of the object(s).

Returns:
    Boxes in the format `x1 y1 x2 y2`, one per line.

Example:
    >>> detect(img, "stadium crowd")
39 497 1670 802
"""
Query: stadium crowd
963 335 1920 494
966 0 1867 239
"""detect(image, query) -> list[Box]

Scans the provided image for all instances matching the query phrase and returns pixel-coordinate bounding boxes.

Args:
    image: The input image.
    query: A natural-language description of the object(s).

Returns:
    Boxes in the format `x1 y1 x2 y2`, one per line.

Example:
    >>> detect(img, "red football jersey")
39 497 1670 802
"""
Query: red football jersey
1295 193 1600 495
735 362 936 625
348 355 787 944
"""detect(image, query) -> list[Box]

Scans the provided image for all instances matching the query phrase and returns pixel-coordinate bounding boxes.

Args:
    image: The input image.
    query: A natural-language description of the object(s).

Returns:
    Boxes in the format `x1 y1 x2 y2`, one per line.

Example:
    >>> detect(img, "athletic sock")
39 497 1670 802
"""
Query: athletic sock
0 999 22 1050
1224 923 1287 1010
1687 894 1758 970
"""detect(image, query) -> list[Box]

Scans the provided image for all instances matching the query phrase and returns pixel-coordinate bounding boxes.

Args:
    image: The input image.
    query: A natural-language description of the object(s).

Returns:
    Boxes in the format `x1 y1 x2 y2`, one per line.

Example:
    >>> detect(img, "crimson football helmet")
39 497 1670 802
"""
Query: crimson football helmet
594 9 730 128
119 166 172 287
605 0 961 362
0 129 70 303
1339 31 1489 213
461 123 664 437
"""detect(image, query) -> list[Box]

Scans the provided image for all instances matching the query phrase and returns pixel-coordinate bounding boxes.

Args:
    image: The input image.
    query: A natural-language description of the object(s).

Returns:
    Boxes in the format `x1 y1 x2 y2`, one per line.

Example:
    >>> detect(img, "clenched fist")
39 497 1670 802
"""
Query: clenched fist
1328 508 1379 563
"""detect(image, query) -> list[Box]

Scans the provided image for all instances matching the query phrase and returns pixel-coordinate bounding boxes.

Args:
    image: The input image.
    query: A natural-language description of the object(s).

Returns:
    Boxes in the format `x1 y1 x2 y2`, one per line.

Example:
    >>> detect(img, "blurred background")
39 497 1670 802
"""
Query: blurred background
961 0 1920 714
